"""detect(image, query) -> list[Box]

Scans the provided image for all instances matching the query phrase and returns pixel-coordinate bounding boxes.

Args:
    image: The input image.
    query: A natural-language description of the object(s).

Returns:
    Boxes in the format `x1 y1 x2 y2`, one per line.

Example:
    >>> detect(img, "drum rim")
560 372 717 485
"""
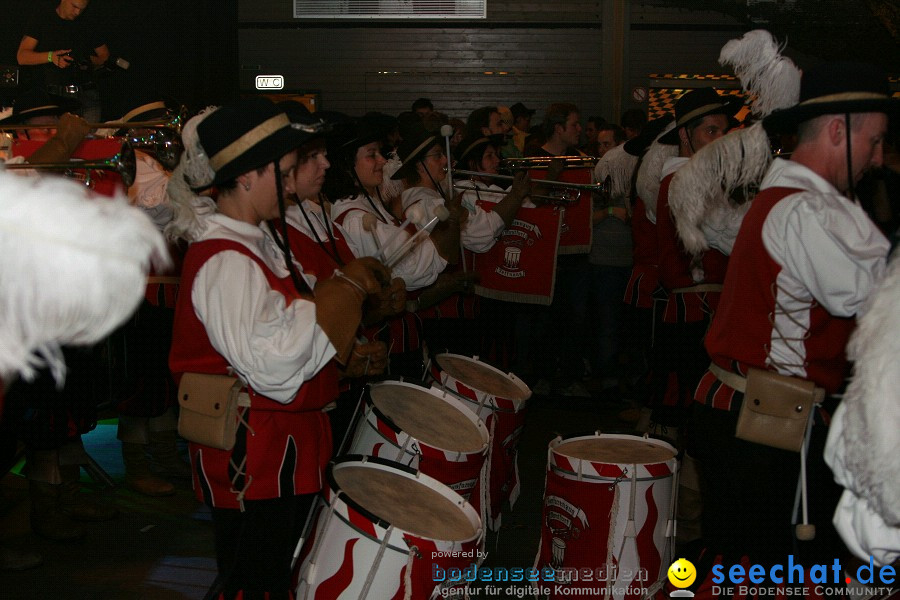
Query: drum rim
365 382 490 454
434 352 534 404
327 455 482 543
550 432 679 471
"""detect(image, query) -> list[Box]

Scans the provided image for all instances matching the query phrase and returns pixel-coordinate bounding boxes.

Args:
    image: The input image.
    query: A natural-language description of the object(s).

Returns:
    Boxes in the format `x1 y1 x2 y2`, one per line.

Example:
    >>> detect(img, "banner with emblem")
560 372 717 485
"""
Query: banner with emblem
473 203 561 305
528 167 592 254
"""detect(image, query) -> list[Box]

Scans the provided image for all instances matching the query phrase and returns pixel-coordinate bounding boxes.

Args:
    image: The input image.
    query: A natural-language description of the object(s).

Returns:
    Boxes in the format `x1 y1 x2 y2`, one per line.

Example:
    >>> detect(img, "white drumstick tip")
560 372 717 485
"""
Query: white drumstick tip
406 203 427 226
440 124 454 138
361 213 378 232
433 205 450 222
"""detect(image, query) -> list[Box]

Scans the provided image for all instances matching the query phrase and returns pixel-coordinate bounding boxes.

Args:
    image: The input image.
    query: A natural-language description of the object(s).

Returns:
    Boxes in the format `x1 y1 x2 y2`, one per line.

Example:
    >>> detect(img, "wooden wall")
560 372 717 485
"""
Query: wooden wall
236 0 747 123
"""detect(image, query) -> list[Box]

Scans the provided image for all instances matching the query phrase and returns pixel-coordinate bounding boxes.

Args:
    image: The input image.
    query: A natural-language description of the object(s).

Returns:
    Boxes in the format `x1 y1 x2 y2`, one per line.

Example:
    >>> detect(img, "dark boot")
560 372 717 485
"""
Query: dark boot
148 430 192 479
122 442 175 497
57 465 119 522
28 480 86 542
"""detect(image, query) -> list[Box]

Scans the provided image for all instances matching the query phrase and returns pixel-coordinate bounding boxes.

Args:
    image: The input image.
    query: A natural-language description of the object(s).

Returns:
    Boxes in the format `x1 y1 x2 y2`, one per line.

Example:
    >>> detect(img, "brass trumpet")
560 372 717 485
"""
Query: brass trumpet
3 141 137 188
0 110 186 134
453 169 610 204
501 156 597 170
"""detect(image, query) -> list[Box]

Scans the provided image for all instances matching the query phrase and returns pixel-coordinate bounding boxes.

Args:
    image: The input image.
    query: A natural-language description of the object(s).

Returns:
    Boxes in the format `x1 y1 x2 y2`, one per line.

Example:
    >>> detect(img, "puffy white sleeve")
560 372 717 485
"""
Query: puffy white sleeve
763 192 889 317
339 210 446 291
192 250 336 403
462 204 505 253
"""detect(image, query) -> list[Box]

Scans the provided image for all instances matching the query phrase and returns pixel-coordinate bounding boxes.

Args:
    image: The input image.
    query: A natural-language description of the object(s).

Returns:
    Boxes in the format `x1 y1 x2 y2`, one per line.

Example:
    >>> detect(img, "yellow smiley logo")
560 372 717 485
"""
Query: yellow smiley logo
667 558 697 588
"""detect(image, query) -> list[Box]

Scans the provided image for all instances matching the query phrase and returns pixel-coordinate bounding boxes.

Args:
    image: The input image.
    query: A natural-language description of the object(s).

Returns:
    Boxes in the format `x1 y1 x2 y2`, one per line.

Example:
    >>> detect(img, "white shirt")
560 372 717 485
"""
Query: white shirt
191 212 335 403
330 193 446 291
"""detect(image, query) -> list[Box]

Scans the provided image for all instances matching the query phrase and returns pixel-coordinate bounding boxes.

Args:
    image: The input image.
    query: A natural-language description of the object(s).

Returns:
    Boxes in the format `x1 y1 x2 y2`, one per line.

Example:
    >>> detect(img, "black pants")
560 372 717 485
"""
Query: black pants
210 493 316 600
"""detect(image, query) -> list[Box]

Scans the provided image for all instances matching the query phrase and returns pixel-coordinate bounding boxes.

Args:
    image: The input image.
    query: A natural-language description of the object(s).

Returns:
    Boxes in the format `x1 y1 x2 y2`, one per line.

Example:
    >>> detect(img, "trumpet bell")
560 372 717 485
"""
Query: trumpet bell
124 127 183 170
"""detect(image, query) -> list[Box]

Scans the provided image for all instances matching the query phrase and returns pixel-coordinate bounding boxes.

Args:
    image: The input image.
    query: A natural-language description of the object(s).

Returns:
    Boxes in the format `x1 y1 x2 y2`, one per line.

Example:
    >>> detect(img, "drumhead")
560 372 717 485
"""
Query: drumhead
333 463 478 541
370 384 485 453
556 436 675 465
436 354 529 404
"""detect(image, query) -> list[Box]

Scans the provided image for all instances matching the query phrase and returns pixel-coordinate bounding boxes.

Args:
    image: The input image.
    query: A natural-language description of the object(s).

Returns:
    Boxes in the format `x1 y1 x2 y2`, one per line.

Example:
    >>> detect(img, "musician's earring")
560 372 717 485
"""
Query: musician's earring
242 181 251 192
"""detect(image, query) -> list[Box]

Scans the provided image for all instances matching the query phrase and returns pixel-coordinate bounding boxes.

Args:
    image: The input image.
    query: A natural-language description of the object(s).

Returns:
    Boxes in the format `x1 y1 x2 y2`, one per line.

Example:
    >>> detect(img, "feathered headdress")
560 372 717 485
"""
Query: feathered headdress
0 171 169 385
594 144 638 205
635 120 678 223
669 30 801 255
831 249 900 527
165 107 219 243
378 151 405 205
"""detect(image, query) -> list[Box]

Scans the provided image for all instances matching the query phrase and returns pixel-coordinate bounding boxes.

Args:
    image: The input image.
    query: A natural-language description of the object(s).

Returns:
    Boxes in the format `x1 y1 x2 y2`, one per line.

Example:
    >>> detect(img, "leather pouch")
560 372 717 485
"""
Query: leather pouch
177 373 246 451
735 368 822 452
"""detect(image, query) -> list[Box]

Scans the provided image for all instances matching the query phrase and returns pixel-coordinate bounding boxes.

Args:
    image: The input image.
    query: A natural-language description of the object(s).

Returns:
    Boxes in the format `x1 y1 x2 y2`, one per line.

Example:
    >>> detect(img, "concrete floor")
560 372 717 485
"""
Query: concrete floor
0 386 640 599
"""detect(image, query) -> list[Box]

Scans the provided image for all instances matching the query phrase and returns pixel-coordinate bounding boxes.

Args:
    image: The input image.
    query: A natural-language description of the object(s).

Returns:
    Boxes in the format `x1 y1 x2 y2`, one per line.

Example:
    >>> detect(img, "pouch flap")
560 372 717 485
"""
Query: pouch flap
178 373 242 418
743 367 815 420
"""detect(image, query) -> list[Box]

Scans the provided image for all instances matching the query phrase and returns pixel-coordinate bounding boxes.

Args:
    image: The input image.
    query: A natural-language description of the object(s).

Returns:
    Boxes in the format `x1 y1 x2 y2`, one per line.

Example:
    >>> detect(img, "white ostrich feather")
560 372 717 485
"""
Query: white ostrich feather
378 152 405 204
594 145 638 202
0 171 169 385
837 250 900 525
669 122 772 255
719 29 802 118
180 106 219 190
635 121 678 223
164 160 217 243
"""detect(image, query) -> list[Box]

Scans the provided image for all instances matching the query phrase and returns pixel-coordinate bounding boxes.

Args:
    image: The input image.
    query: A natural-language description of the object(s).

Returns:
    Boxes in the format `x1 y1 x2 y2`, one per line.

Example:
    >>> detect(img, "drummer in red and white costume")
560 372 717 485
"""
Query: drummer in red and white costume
330 116 445 379
692 62 893 573
167 97 388 599
653 89 741 429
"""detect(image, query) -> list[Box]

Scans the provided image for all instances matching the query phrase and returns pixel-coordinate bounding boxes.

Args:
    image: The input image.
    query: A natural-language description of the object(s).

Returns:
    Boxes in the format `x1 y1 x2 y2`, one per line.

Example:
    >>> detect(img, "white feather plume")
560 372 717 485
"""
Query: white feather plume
669 122 772 255
635 121 678 223
164 160 217 243
838 250 900 526
0 171 169 385
180 106 219 189
594 145 638 202
378 151 405 205
719 29 802 118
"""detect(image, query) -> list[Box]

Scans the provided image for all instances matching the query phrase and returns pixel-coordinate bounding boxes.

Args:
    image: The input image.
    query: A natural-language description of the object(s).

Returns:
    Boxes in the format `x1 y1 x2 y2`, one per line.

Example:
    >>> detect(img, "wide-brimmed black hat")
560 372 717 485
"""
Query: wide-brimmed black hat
390 126 439 180
197 97 318 187
0 89 80 125
510 102 536 119
454 133 504 165
623 114 675 156
658 88 744 144
764 62 899 133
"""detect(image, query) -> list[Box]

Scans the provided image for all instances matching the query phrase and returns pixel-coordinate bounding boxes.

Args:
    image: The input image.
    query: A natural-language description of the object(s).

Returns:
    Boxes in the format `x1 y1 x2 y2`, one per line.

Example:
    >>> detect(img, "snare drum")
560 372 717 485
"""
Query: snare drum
430 353 531 530
295 457 483 600
345 381 489 499
535 433 678 600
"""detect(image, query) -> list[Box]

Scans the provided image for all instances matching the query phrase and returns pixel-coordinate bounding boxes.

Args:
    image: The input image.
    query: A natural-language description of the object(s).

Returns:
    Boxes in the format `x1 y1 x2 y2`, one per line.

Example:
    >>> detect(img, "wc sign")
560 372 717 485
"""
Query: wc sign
255 75 284 90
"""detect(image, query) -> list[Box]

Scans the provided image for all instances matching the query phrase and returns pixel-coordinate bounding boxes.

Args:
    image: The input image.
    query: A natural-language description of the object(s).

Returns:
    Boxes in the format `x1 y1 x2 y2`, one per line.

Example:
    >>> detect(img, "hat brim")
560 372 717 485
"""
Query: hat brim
208 125 310 187
0 99 81 125
658 97 745 145
763 97 900 133
389 135 438 180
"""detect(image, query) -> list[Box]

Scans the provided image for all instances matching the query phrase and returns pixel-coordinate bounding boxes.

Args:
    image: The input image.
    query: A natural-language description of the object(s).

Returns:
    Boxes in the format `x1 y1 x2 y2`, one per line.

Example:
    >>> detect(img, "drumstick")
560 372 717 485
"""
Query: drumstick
441 123 466 273
375 204 427 262
385 205 449 269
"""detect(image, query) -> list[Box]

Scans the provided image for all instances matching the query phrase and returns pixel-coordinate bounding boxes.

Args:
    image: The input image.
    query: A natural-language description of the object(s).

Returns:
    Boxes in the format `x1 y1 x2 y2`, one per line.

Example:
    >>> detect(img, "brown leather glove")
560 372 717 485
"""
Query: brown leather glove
26 113 90 164
340 340 389 379
314 257 389 364
363 276 407 325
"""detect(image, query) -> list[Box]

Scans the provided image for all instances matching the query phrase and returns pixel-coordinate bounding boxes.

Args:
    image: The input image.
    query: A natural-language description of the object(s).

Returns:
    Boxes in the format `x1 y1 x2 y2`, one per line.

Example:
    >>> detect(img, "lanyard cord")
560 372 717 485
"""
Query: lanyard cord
298 198 345 267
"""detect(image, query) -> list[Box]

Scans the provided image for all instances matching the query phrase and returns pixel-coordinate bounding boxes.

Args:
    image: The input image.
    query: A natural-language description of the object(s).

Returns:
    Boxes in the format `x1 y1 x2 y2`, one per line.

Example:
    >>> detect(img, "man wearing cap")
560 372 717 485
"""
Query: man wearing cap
653 88 741 428
692 63 893 568
510 102 535 154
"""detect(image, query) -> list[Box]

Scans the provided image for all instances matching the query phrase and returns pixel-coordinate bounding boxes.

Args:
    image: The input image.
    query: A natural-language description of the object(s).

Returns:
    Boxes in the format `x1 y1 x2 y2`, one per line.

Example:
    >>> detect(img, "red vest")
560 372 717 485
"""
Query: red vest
170 238 336 508
624 196 662 309
704 187 855 397
656 172 729 322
